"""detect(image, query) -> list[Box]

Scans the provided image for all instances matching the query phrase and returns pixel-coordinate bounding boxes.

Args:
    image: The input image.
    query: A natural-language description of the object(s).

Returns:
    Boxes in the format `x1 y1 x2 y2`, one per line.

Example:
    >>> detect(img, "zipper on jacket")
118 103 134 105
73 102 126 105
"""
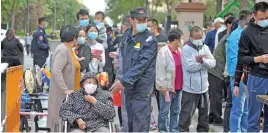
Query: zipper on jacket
200 71 202 93
190 76 192 87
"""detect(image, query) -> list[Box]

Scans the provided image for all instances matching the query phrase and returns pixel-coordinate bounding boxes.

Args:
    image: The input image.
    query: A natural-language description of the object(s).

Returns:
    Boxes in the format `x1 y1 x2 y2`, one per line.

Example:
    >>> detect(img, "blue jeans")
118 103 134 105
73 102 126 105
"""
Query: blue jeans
229 77 248 132
158 90 182 132
247 75 268 132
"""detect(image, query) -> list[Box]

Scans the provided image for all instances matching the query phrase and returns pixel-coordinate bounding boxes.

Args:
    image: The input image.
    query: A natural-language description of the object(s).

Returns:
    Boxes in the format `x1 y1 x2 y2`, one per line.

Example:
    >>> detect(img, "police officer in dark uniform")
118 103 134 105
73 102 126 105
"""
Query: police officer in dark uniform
110 8 158 132
31 17 49 68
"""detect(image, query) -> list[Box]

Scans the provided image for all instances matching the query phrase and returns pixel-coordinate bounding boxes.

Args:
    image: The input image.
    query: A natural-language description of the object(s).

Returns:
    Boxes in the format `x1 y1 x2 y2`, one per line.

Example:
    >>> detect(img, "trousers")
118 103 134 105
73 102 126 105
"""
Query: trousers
125 93 151 132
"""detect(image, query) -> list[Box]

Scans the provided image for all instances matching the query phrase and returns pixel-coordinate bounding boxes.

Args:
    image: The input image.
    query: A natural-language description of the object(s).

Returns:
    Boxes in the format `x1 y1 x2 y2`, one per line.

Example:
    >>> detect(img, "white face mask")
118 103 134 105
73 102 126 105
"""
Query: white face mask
192 39 203 46
84 83 97 94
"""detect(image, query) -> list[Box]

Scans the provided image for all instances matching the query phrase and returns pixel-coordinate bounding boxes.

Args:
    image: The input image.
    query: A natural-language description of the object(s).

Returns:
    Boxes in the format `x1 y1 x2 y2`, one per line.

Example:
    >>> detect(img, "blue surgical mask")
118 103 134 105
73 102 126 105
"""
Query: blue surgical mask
88 32 98 40
94 20 101 25
77 37 86 44
80 19 89 27
258 19 268 28
136 23 147 33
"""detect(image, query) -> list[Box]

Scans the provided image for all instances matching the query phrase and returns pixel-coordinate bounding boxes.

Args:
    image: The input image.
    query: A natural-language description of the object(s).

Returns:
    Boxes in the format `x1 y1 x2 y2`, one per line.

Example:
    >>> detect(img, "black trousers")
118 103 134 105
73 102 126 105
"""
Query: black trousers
208 74 224 122
223 77 231 132
26 44 31 55
179 91 209 132
33 55 46 68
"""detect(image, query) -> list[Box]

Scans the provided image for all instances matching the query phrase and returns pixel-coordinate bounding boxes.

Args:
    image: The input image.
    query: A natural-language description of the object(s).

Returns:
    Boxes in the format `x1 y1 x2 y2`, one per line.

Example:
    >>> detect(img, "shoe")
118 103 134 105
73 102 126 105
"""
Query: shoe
209 117 214 124
150 123 157 131
213 119 223 126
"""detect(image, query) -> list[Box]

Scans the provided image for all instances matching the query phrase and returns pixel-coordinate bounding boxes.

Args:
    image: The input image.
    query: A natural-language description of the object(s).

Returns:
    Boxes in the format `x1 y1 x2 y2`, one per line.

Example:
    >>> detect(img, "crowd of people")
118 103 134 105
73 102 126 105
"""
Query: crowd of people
1 1 268 133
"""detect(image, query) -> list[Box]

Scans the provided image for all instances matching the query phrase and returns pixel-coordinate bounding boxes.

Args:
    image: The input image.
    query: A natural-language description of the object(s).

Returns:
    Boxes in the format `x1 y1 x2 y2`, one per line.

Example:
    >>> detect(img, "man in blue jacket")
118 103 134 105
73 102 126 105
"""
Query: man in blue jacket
226 10 252 132
110 8 158 132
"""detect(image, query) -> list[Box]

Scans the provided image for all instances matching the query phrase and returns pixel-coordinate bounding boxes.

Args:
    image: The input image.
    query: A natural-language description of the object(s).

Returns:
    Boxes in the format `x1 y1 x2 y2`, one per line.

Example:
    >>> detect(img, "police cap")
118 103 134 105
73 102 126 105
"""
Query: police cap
38 16 46 24
130 8 147 19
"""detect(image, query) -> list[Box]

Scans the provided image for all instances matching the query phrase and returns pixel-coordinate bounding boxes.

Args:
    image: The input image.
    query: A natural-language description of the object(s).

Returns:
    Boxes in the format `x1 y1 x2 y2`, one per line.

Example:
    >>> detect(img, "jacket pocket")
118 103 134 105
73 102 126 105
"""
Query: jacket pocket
131 51 139 67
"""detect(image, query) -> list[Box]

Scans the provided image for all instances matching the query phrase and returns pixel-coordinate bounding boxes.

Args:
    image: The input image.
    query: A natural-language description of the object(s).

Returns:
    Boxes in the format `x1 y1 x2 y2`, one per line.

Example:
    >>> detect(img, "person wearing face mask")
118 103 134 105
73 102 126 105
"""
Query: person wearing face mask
156 28 184 132
31 16 50 68
94 11 108 49
179 26 216 132
110 8 158 132
59 72 116 132
226 10 253 132
226 10 252 132
76 9 90 31
85 25 106 73
47 25 81 132
74 30 92 73
237 2 268 132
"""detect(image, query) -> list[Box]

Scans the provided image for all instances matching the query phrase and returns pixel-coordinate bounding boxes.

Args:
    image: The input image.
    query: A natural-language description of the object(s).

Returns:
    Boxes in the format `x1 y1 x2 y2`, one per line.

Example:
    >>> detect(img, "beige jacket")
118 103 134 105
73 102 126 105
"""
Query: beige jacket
47 43 76 131
155 45 181 93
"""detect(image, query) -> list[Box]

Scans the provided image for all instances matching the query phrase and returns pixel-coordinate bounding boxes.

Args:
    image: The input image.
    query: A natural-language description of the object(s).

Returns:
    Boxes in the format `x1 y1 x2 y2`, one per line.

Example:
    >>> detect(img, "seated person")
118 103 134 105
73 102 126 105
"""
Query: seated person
59 72 116 132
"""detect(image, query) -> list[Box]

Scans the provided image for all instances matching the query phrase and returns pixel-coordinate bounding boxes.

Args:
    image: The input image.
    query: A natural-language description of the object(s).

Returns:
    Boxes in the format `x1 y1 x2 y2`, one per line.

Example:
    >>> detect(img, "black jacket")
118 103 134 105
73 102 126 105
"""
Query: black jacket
1 37 23 59
77 44 92 72
238 21 268 78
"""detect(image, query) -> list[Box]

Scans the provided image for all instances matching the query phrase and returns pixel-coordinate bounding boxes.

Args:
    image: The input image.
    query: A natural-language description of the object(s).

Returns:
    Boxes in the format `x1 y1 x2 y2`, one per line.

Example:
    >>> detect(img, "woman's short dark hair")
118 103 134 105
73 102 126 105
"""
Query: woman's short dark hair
76 9 89 20
85 25 99 33
60 25 79 43
225 16 236 25
168 28 183 42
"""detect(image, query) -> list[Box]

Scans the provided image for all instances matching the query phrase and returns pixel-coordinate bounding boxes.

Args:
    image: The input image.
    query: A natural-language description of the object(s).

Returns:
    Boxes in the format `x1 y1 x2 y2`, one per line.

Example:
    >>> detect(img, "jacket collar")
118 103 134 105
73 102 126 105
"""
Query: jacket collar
187 40 203 51
163 45 181 62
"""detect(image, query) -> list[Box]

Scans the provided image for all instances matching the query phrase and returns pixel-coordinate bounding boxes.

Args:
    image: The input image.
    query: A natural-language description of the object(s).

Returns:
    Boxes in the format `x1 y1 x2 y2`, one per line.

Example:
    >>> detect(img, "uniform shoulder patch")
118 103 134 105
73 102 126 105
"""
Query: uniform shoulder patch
145 36 153 42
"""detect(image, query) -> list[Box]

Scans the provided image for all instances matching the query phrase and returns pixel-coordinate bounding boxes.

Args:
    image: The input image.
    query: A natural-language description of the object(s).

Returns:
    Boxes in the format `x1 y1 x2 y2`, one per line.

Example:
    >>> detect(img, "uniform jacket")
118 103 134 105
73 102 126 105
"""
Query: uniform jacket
31 27 49 58
47 43 76 131
59 88 115 132
119 28 157 96
182 41 216 94
155 45 181 93
238 20 268 78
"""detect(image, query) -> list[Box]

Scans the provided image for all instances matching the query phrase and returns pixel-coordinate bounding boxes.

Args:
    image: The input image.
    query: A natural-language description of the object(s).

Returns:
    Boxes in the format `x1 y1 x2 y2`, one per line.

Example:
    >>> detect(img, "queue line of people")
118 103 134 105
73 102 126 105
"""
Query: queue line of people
29 2 268 133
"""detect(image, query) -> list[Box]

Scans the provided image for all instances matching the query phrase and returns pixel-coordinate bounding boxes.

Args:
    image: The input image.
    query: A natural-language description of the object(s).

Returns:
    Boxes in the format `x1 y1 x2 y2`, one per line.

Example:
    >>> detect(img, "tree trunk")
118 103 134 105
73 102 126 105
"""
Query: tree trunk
11 14 16 29
165 0 171 15
240 0 250 10
216 0 223 14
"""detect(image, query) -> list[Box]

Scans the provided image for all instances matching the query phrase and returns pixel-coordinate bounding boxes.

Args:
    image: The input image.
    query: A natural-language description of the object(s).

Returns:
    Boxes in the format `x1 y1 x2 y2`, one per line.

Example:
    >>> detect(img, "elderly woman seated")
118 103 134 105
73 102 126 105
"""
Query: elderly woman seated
59 72 116 132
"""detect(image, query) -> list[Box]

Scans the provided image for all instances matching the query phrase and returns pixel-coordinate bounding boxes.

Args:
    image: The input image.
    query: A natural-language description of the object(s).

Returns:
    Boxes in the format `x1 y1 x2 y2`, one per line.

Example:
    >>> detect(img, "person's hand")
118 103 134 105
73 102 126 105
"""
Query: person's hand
233 86 239 97
254 54 268 63
159 88 168 96
263 54 268 63
96 55 102 61
64 90 74 94
110 80 124 94
84 95 97 105
109 52 118 59
80 57 86 61
195 55 206 63
76 118 86 130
